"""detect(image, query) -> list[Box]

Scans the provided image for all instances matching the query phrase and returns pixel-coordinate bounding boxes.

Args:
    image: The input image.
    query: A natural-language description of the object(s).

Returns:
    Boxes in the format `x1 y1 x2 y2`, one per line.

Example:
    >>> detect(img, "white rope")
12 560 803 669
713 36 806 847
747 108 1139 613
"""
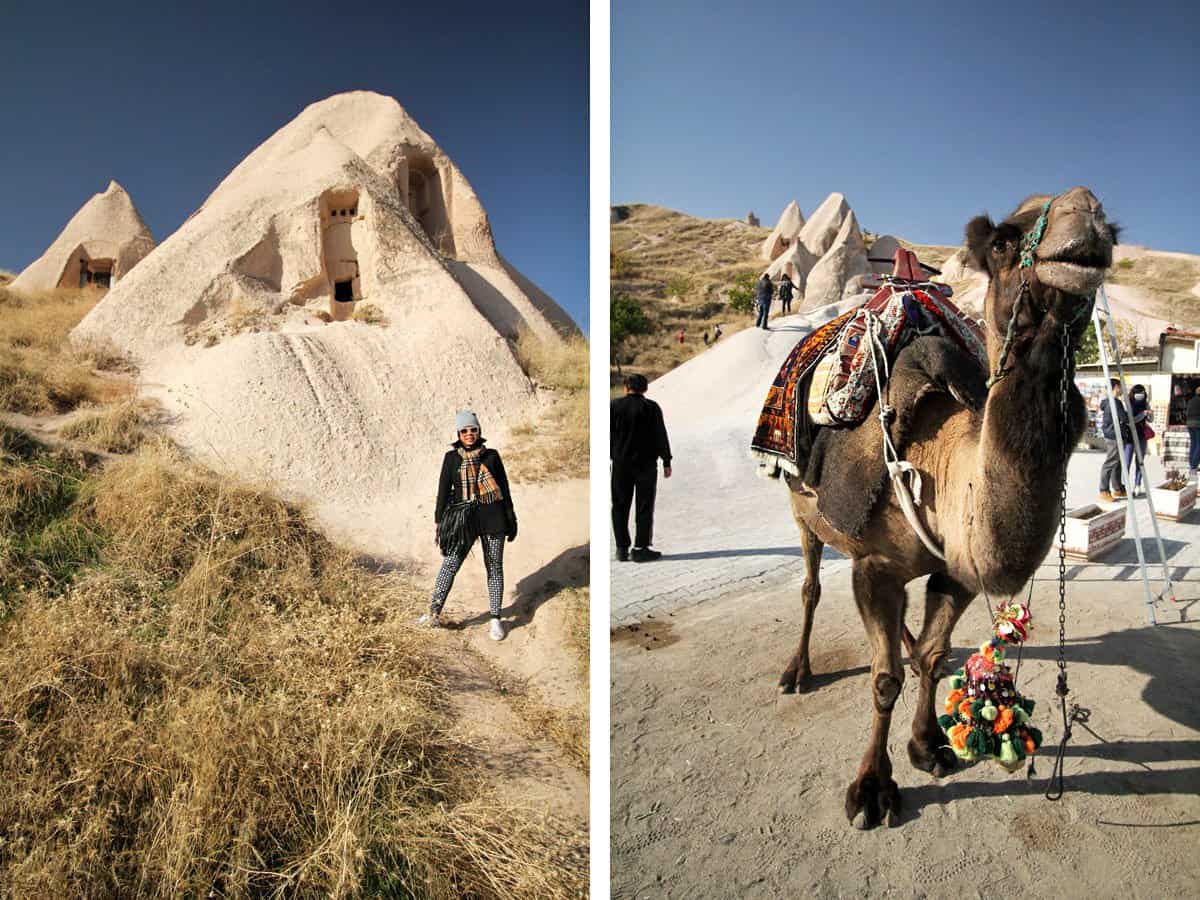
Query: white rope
863 308 946 560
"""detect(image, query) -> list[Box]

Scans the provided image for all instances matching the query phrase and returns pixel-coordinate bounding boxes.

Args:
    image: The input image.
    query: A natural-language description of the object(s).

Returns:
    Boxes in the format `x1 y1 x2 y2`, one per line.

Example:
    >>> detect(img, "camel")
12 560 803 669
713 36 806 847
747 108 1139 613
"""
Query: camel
777 187 1117 829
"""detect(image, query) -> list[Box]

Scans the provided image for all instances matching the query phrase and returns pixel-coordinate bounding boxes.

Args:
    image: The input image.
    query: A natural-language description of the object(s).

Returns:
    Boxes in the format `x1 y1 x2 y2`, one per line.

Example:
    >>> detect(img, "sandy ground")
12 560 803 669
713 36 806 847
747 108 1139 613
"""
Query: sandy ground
610 303 1200 897
611 569 1200 899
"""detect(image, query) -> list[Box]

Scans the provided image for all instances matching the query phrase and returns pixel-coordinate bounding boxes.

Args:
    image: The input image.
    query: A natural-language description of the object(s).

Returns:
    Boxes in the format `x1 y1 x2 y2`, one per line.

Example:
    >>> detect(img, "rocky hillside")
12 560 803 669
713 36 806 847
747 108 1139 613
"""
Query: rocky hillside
611 200 1200 383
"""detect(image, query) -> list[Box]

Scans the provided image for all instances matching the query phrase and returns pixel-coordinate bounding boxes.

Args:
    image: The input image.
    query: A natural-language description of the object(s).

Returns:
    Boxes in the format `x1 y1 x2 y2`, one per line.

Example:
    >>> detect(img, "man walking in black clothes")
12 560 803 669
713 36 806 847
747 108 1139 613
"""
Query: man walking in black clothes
611 373 672 562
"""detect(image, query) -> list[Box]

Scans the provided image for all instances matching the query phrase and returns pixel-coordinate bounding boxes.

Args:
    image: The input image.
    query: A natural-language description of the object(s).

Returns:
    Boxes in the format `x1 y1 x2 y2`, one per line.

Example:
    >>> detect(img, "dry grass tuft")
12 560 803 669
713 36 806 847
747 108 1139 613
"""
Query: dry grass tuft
0 286 133 414
353 302 389 326
225 297 268 335
505 332 589 484
59 398 163 453
0 439 586 897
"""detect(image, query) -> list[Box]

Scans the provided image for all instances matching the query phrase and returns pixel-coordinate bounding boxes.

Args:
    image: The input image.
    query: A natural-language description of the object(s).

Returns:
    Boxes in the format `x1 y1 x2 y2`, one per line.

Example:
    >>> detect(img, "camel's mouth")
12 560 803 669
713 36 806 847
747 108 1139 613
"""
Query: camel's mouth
1035 245 1111 295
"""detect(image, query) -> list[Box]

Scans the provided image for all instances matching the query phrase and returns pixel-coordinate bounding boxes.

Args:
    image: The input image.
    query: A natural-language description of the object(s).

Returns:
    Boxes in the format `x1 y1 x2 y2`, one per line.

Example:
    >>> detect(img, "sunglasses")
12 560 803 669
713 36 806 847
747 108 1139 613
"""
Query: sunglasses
459 427 480 434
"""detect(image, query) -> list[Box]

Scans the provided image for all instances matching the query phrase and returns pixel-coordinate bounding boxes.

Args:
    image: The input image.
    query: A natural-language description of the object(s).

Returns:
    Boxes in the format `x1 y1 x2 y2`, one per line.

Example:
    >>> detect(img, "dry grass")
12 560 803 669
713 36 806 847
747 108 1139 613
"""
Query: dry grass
610 204 765 381
225 297 268 335
59 398 163 453
0 437 586 898
505 332 589 484
1107 253 1200 324
0 286 132 414
353 302 389 326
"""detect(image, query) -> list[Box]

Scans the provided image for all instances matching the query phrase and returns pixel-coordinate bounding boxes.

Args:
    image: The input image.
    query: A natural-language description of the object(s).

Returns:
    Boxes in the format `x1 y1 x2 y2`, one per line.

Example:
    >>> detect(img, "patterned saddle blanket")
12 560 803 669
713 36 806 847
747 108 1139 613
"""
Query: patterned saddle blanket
750 279 985 477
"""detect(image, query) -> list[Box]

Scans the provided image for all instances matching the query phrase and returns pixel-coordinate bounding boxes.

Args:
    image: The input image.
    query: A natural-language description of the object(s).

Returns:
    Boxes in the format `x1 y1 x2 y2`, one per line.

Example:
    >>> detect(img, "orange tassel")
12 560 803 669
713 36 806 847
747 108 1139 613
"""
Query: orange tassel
958 699 974 720
1024 737 1036 754
993 707 1014 735
949 724 968 749
944 688 965 713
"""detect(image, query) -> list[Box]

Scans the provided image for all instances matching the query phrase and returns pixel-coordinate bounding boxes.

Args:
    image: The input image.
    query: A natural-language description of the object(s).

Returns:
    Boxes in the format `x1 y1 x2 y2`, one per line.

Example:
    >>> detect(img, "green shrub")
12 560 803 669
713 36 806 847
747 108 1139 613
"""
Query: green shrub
727 271 759 314
611 292 650 346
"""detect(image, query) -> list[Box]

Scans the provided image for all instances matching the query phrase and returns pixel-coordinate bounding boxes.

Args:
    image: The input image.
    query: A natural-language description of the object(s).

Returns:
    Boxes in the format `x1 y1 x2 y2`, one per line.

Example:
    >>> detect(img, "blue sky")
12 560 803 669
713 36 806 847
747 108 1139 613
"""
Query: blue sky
613 0 1200 253
0 0 588 328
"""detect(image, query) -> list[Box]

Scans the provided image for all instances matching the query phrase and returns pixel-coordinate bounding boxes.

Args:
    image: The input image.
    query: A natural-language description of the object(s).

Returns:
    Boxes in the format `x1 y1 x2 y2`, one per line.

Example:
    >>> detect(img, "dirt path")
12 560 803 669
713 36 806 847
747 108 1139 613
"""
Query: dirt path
611 567 1200 898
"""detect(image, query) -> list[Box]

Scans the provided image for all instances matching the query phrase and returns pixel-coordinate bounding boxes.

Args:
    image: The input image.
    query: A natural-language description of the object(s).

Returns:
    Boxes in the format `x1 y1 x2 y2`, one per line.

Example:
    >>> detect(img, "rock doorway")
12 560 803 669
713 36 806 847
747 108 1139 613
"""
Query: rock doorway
403 155 453 255
320 190 363 321
63 256 114 290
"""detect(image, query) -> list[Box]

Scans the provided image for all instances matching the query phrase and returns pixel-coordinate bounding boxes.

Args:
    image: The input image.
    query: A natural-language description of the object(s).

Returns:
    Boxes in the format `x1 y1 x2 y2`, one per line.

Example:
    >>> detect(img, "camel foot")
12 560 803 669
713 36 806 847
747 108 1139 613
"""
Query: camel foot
845 773 901 830
907 737 959 778
778 663 813 695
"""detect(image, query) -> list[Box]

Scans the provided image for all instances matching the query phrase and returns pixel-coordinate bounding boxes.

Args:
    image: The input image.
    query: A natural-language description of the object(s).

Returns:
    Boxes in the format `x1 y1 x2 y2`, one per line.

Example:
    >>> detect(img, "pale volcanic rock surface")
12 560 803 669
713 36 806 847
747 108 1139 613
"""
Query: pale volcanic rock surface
73 91 577 565
12 180 155 293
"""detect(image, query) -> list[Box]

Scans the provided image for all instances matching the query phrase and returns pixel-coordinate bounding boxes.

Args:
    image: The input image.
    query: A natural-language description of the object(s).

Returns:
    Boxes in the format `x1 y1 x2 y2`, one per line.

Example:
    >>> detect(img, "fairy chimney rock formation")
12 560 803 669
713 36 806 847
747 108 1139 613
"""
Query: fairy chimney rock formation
11 180 155 293
72 90 576 562
760 200 805 262
798 192 853 259
746 211 760 227
801 211 870 311
765 239 819 290
866 234 902 274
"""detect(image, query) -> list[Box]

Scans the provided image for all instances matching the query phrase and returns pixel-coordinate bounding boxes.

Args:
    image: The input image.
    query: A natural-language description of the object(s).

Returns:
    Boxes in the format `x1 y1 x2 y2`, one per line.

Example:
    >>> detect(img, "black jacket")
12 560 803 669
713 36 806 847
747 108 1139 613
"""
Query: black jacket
435 442 516 536
611 393 672 468
778 279 794 302
1100 396 1131 441
1187 395 1200 427
755 277 774 305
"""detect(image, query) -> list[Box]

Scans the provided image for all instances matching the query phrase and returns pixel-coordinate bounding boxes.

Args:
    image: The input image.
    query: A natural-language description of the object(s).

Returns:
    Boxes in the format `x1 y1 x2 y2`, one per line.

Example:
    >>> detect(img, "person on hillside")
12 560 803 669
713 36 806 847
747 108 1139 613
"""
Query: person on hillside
1123 383 1150 495
754 273 773 330
778 272 795 315
420 411 517 640
611 373 672 562
1187 385 1200 473
703 331 711 347
676 328 686 344
1099 379 1131 502
713 324 723 341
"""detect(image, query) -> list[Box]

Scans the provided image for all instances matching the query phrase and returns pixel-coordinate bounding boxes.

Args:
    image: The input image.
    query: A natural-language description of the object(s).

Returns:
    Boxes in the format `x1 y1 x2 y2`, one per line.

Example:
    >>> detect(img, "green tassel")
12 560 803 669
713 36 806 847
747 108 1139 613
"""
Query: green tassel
1020 697 1036 715
949 673 964 690
938 714 955 731
1012 706 1029 726
967 728 990 757
980 702 998 722
999 734 1020 769
970 699 985 720
1026 726 1044 750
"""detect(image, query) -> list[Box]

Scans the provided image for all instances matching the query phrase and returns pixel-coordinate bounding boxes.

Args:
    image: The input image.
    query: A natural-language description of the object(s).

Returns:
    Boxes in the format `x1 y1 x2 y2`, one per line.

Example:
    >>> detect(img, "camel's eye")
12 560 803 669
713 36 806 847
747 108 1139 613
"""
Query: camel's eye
991 239 1011 254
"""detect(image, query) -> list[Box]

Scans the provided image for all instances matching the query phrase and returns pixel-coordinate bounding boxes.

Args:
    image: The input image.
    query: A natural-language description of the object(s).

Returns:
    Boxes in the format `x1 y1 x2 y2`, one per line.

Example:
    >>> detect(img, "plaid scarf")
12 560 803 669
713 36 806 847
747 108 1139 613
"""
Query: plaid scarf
457 447 504 504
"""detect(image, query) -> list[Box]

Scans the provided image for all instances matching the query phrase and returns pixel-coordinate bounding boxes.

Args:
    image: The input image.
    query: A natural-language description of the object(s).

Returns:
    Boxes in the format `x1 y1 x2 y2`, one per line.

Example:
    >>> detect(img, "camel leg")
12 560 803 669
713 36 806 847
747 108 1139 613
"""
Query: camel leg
906 571 975 778
778 523 823 693
844 558 905 829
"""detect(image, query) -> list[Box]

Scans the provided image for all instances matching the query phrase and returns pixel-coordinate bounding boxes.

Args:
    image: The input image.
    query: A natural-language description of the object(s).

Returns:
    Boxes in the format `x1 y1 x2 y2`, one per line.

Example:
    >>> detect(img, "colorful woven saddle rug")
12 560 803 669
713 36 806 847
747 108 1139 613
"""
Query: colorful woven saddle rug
751 278 985 477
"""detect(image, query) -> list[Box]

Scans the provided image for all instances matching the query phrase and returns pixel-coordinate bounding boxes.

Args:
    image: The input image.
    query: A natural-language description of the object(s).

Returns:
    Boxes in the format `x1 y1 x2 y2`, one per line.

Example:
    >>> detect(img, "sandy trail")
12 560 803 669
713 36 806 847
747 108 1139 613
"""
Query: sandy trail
612 567 1200 898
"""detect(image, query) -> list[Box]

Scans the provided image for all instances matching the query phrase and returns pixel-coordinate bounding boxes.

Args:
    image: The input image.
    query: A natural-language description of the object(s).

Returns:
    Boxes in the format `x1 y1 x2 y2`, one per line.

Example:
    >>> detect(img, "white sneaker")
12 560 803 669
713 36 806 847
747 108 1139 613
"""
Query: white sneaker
417 612 442 628
489 618 506 641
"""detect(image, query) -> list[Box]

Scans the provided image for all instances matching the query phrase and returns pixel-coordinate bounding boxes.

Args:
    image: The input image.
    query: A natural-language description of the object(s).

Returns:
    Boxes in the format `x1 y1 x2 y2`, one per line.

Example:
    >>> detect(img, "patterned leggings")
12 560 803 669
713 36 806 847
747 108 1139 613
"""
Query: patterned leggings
430 533 505 618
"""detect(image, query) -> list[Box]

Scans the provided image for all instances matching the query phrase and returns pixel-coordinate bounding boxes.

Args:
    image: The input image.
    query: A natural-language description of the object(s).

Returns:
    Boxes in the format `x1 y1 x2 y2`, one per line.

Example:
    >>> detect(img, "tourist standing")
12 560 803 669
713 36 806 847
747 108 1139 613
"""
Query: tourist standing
754 273 773 330
1123 384 1150 495
1099 379 1130 501
611 373 672 562
420 411 517 640
778 272 794 315
1187 386 1200 473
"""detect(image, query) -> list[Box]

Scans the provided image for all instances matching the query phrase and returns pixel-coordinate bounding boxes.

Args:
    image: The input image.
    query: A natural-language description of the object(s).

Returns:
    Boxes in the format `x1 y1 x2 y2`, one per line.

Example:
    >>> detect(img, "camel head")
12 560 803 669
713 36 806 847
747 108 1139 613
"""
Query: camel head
965 187 1118 371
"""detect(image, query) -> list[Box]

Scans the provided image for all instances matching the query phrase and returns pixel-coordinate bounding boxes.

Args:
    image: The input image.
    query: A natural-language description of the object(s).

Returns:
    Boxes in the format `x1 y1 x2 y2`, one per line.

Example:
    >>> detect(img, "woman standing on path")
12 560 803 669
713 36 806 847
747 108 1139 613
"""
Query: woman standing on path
420 411 518 640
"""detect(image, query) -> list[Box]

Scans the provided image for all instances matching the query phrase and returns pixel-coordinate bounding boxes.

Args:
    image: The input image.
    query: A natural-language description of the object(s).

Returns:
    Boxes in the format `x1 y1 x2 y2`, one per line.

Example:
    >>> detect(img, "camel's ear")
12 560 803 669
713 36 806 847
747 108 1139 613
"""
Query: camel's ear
964 215 995 271
1108 222 1122 245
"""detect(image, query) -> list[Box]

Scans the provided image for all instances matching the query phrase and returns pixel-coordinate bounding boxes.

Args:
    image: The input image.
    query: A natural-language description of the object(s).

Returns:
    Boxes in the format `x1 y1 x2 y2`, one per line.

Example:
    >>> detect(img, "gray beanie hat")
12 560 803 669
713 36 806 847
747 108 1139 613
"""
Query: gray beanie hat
455 410 481 432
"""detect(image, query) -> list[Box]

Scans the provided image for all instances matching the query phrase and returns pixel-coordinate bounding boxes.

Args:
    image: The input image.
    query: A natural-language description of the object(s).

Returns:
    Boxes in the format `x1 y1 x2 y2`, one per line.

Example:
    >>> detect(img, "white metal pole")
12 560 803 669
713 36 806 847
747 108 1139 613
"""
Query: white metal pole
1097 284 1176 603
1093 303 1157 625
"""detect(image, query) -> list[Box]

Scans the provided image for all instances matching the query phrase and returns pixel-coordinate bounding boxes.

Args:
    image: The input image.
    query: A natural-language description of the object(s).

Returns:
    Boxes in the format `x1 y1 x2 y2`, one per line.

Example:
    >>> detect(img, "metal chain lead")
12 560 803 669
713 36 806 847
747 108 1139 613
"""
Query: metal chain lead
1047 318 1076 800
